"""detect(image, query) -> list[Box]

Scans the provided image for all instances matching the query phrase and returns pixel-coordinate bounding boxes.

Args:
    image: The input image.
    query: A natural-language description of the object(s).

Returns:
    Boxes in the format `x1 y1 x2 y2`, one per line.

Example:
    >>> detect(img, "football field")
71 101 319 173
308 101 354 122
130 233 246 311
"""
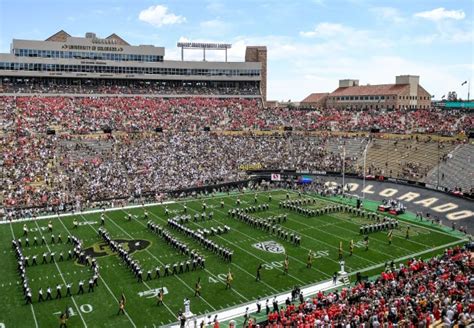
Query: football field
0 189 467 328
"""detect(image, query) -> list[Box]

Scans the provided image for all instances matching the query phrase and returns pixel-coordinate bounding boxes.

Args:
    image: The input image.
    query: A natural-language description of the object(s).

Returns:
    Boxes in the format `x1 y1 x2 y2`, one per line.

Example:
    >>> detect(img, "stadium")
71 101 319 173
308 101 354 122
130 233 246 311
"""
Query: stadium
1 13 473 328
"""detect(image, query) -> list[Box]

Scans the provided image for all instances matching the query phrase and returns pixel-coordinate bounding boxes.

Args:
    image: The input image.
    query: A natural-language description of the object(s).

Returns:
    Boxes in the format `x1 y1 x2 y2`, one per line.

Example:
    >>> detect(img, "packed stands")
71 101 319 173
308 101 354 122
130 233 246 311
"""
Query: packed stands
1 90 473 216
0 78 260 96
2 133 364 213
1 96 471 134
261 245 472 327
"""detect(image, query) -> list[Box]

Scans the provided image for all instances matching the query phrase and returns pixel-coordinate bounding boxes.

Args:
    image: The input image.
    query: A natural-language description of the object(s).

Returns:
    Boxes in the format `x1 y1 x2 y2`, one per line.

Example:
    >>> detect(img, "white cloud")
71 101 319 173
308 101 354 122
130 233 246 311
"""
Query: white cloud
206 0 225 12
414 7 465 21
371 7 405 23
405 16 473 45
408 27 473 45
200 19 227 30
138 5 186 27
300 23 347 38
163 20 470 101
198 19 232 37
299 22 392 49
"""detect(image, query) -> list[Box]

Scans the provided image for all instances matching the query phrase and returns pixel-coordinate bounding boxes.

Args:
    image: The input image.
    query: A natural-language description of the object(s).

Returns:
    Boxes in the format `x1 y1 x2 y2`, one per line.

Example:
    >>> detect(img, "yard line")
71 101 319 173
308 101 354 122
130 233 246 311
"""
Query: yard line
324 212 425 253
336 214 429 249
314 192 468 248
348 238 469 277
145 280 176 318
60 215 138 327
181 204 308 285
282 192 435 250
77 214 177 319
8 223 39 328
239 195 380 265
244 197 392 260
236 198 362 266
183 198 336 276
139 210 252 302
1 190 279 225
28 297 39 328
146 209 280 294
103 211 217 311
273 193 432 259
296 190 466 239
32 220 88 327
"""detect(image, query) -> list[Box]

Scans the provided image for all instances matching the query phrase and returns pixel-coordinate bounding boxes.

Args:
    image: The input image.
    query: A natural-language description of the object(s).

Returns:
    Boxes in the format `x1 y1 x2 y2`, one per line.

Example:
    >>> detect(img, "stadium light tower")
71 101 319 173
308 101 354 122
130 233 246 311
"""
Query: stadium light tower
340 145 346 196
362 140 370 200
461 80 470 101
177 42 232 62
436 138 440 189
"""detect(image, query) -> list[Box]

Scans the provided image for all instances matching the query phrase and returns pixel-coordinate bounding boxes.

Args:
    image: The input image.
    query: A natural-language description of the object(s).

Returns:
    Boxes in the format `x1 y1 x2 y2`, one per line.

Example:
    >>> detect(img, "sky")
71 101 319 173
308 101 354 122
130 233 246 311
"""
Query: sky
0 0 472 101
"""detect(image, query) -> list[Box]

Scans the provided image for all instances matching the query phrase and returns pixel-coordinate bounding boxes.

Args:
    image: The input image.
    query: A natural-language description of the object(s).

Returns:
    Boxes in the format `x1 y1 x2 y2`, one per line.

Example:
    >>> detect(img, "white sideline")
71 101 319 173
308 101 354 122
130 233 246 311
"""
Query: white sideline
0 201 176 224
165 237 468 328
32 220 88 327
1 190 281 225
58 215 138 327
166 279 344 328
8 223 39 328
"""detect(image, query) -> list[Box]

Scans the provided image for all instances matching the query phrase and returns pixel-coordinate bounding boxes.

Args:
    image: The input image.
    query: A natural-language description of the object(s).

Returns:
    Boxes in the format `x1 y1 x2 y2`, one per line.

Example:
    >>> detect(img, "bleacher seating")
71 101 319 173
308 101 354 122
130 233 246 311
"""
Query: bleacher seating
361 138 456 181
424 143 474 194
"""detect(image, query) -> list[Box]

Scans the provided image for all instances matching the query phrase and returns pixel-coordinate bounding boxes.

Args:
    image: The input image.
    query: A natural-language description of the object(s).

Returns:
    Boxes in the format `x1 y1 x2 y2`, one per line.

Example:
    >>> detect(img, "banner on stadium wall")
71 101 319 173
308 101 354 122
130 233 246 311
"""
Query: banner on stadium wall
298 176 313 184
239 163 263 171
312 170 327 175
271 173 281 181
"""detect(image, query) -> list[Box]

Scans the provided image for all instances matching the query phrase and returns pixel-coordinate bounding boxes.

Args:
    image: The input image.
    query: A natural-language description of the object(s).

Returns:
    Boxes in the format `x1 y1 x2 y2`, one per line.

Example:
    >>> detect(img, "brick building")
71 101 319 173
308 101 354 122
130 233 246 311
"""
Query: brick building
300 92 329 109
303 75 432 110
245 46 267 102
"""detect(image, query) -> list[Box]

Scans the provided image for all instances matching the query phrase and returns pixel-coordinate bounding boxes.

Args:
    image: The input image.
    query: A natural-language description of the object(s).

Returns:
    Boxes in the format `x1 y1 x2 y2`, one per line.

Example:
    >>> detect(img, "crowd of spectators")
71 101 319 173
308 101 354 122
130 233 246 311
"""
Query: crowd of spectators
0 79 260 96
1 92 472 215
2 132 362 215
1 83 472 327
262 245 473 327
1 96 471 135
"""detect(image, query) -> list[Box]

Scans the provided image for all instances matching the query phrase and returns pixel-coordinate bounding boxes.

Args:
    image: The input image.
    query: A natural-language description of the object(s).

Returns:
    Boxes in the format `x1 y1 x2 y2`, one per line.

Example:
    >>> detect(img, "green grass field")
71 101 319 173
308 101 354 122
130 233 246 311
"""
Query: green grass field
0 189 467 328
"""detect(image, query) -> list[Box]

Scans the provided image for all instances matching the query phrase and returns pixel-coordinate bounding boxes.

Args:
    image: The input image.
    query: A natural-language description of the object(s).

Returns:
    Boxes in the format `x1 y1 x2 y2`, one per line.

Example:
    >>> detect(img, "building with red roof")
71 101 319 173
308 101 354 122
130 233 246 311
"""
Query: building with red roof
303 75 432 110
300 92 329 109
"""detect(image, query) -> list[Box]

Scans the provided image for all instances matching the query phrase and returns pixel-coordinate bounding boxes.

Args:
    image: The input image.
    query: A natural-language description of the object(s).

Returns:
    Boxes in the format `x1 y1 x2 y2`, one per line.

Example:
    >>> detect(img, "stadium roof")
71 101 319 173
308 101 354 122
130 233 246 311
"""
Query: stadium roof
301 92 329 103
45 30 71 42
44 30 130 45
330 84 407 96
105 33 130 46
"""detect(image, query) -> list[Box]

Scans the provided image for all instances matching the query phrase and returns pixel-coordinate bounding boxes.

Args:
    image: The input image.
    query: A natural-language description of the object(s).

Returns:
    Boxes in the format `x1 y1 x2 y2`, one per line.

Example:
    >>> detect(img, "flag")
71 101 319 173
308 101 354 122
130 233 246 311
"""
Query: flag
387 230 393 238
64 306 70 318
339 241 342 250
461 81 467 86
441 95 445 99
121 292 126 305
